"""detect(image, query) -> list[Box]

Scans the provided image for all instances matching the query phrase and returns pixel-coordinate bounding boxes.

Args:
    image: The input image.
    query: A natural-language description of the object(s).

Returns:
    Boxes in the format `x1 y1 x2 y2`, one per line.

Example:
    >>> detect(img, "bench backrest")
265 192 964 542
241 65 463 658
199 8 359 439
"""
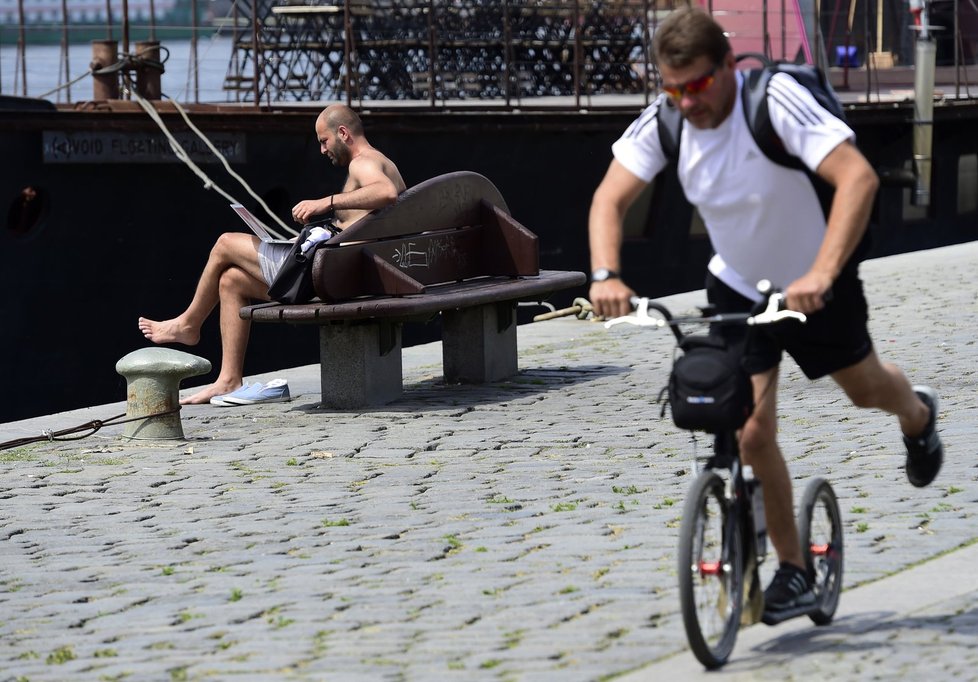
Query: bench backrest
311 171 540 302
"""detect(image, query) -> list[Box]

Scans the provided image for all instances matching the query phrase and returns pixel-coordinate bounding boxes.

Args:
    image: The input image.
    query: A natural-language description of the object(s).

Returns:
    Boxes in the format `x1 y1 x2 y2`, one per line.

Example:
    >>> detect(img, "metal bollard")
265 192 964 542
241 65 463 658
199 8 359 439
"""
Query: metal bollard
134 40 163 100
91 40 120 100
115 348 211 440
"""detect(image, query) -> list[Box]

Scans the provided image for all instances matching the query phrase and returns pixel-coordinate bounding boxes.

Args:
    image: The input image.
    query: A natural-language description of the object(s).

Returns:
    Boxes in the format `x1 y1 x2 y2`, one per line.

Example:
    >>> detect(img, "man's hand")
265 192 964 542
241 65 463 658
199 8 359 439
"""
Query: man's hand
785 270 833 313
589 279 636 320
292 198 330 224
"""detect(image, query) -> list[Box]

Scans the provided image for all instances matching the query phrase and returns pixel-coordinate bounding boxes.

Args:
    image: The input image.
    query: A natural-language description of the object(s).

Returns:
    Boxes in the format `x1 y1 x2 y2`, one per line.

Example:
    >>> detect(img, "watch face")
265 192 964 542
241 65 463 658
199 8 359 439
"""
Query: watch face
592 268 617 282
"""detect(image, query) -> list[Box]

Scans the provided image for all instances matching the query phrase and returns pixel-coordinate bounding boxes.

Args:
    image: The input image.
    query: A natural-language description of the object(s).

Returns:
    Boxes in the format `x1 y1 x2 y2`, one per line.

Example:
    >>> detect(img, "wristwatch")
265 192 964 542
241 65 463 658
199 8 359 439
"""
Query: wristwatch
591 268 620 283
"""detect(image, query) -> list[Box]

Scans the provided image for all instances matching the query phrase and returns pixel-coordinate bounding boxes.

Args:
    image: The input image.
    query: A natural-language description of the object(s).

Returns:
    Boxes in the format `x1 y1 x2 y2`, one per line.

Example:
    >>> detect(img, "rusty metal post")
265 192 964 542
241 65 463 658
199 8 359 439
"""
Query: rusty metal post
191 0 199 101
344 0 353 105
573 0 581 108
104 0 114 38
60 0 71 102
149 0 157 40
121 0 131 59
643 0 650 106
251 0 261 107
428 0 436 107
503 0 512 107
91 40 120 100
17 0 27 96
135 40 163 99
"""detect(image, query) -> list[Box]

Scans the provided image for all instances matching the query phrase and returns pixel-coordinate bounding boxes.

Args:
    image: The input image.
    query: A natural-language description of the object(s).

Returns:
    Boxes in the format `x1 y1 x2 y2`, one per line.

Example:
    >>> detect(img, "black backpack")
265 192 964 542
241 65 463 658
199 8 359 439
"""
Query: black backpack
656 54 846 172
655 52 869 263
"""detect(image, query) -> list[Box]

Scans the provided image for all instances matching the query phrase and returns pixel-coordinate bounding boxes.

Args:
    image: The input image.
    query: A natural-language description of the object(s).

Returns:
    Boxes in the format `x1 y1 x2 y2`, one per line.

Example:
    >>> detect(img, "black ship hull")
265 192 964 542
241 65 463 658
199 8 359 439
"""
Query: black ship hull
2 100 977 423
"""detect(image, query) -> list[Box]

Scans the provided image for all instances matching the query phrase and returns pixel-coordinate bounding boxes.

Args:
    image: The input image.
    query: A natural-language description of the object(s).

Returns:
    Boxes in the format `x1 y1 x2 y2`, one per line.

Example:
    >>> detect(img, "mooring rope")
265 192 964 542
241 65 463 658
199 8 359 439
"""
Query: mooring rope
124 75 298 240
36 45 299 240
532 297 595 322
164 94 298 238
0 407 182 452
37 69 94 100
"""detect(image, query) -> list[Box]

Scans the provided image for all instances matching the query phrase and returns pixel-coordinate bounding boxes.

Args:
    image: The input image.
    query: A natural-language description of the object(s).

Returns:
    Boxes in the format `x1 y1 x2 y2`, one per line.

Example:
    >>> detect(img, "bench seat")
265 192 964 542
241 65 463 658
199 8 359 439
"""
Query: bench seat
241 171 584 408
243 271 582 324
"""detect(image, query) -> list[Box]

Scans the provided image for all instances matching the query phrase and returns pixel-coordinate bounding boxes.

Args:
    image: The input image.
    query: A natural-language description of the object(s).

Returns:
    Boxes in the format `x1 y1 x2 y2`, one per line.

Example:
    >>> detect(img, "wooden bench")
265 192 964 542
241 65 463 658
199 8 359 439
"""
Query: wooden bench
241 171 585 408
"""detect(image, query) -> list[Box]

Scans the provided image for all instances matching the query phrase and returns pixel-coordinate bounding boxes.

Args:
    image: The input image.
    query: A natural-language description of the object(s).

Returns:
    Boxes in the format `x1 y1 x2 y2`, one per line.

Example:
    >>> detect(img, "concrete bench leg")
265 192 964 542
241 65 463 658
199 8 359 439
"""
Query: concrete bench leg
319 321 402 408
442 302 518 383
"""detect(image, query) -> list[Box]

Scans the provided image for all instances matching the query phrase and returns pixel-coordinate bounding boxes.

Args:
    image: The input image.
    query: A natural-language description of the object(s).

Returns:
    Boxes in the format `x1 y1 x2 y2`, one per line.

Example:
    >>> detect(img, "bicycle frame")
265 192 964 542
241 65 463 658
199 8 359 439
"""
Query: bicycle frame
605 288 806 666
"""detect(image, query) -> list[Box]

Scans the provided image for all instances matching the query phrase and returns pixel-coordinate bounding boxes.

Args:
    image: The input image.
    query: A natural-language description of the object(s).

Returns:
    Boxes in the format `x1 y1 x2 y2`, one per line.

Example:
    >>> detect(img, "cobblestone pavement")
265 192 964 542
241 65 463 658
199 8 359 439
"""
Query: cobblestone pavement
630 541 978 681
1 243 976 681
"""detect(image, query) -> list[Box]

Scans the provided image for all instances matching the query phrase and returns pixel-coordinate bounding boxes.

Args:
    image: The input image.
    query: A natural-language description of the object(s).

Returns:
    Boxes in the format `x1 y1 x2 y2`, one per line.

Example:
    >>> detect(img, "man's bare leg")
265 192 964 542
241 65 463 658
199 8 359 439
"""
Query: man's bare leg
739 367 806 570
180 266 270 405
138 233 265 345
831 350 930 436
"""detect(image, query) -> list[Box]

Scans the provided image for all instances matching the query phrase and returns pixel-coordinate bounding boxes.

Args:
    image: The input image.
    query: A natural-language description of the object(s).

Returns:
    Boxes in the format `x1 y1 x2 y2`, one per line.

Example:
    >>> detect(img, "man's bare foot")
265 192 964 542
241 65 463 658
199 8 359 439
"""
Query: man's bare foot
138 316 200 346
180 379 242 405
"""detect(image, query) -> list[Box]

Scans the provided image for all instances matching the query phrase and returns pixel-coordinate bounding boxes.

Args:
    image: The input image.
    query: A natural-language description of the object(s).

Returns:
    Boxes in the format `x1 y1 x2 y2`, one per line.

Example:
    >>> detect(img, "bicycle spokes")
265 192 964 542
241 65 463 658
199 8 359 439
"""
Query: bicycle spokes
799 478 844 626
679 471 743 669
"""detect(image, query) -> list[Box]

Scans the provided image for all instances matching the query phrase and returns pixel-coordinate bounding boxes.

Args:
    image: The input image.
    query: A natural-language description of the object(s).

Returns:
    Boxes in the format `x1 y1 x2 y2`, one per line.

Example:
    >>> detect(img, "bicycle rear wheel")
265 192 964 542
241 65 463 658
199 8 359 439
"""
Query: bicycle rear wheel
678 469 744 669
798 477 844 625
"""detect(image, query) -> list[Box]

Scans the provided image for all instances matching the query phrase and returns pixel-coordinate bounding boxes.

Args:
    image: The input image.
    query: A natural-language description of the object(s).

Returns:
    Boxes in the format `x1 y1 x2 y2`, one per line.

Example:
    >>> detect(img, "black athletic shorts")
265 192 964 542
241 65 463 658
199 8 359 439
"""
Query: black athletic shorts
706 266 873 380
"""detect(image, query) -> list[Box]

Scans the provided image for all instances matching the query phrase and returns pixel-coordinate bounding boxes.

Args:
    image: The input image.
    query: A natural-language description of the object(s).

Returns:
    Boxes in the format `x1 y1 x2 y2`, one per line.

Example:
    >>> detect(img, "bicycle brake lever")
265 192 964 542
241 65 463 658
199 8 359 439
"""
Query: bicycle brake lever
604 316 667 328
747 292 807 325
604 297 668 328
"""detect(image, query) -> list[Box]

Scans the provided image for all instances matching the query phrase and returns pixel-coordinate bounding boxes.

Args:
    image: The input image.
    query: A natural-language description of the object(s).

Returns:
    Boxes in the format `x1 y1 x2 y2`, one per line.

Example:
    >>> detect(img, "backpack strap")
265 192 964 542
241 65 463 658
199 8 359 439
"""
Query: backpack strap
741 67 806 171
742 62 862 252
656 92 684 164
741 62 847 172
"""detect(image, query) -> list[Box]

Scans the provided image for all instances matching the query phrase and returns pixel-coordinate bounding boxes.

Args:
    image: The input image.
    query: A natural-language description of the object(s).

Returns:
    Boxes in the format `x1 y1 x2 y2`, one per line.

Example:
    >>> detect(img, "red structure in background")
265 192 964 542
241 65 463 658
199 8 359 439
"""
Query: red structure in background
700 0 813 63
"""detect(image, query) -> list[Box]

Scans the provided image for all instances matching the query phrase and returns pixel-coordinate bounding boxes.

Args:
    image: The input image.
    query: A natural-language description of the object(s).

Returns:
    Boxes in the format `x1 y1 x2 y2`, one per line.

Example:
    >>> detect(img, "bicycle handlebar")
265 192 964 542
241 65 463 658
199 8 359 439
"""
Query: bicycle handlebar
603 280 806 338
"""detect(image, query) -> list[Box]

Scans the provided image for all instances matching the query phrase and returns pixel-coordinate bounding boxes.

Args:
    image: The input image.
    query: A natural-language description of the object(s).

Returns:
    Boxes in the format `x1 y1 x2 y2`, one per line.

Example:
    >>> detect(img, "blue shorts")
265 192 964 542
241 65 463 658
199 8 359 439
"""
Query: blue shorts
706 267 873 380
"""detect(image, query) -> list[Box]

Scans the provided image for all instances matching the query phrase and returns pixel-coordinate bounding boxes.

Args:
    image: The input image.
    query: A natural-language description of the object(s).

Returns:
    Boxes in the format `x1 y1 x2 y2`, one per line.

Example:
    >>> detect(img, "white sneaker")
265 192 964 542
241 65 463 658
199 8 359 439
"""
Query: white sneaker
221 379 291 405
210 382 262 407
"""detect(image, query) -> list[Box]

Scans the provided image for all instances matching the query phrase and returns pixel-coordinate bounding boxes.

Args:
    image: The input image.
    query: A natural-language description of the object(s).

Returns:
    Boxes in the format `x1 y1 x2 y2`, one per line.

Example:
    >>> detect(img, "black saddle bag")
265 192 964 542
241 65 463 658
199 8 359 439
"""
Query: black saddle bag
667 335 754 433
267 222 337 304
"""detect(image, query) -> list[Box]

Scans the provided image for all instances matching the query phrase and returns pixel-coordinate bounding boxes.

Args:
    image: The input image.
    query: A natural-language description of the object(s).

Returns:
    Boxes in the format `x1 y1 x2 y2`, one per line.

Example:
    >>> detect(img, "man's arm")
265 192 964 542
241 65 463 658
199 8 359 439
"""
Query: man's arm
331 154 401 212
588 159 650 319
292 154 401 224
785 140 879 313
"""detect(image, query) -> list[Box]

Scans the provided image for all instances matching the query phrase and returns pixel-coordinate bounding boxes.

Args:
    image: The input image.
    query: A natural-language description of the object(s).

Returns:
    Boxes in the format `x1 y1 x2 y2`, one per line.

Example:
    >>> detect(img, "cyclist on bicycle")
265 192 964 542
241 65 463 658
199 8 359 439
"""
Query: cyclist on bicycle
587 6 943 619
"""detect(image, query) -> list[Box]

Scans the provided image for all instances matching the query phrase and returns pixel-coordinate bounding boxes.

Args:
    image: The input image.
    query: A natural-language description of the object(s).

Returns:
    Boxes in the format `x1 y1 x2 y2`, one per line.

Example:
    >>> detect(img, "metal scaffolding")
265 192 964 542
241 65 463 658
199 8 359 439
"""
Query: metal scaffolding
222 0 655 105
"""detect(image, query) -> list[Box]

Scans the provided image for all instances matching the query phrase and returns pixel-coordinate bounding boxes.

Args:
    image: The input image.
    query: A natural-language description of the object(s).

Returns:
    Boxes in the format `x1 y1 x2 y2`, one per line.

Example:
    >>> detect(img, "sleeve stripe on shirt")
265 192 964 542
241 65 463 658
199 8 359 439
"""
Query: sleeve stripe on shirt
768 78 827 127
623 100 660 139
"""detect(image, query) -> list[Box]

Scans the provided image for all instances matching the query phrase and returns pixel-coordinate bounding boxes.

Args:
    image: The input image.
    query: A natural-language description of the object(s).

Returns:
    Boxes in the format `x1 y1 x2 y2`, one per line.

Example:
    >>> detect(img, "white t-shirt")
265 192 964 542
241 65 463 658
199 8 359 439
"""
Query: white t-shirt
612 71 854 300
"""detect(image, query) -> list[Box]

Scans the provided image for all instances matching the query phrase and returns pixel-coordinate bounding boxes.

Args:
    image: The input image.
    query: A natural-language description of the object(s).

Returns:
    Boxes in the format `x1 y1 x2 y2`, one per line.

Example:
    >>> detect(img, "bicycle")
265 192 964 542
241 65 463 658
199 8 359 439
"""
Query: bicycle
604 284 844 669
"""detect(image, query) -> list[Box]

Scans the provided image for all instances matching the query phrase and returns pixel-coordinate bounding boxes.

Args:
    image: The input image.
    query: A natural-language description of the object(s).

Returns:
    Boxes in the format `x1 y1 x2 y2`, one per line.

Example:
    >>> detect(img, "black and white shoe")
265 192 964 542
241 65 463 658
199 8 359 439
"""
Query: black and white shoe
762 562 815 624
904 385 943 488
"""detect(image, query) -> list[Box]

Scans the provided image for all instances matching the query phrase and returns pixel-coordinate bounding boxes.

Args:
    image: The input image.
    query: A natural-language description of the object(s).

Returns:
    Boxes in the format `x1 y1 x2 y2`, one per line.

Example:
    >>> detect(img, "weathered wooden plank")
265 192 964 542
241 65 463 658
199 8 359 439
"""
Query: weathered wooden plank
243 270 585 324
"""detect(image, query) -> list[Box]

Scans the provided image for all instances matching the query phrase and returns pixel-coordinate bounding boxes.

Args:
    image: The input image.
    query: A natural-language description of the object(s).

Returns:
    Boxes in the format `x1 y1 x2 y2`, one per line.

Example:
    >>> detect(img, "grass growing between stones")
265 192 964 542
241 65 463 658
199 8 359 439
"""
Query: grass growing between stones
0 445 40 462
46 645 75 664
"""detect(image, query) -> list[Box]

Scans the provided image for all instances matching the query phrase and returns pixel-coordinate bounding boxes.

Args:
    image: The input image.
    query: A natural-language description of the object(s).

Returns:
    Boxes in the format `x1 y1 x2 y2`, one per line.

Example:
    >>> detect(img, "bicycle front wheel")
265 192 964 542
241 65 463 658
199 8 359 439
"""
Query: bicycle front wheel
798 477 844 625
678 469 744 669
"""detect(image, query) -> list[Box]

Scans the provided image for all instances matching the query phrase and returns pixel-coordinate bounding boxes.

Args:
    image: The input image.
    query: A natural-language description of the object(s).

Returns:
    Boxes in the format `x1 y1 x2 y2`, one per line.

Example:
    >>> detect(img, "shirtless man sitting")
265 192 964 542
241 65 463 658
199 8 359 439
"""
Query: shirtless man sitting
138 104 407 404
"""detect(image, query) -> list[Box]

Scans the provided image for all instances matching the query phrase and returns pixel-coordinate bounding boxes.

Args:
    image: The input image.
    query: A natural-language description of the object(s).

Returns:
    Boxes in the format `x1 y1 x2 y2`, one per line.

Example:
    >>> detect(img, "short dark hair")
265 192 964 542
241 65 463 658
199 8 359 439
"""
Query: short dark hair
653 6 731 69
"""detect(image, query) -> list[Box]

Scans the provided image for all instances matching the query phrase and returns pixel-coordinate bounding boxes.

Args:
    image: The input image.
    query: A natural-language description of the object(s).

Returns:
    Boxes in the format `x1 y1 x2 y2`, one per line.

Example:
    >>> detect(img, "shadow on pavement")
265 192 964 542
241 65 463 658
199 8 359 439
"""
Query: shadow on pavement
289 364 631 414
